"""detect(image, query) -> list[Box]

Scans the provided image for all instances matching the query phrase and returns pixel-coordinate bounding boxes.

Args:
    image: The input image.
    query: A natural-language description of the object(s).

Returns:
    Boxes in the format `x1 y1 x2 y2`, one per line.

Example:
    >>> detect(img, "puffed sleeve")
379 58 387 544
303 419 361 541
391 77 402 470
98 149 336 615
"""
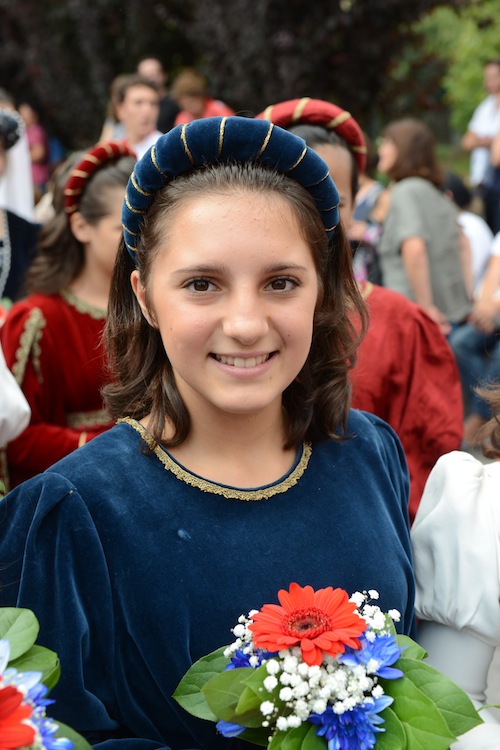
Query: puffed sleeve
411 451 500 643
411 451 500 723
0 344 30 445
0 303 106 482
0 475 174 749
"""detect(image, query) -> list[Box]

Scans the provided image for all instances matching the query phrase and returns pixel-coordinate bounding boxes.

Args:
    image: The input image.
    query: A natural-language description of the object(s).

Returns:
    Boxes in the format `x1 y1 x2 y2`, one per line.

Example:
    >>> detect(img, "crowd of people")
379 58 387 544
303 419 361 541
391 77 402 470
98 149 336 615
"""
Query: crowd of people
0 54 500 749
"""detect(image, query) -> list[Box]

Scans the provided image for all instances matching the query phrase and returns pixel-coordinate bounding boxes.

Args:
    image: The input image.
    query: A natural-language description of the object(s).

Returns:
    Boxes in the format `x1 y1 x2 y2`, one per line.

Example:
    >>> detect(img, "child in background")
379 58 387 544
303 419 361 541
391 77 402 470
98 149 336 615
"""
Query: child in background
256 98 463 521
0 141 135 489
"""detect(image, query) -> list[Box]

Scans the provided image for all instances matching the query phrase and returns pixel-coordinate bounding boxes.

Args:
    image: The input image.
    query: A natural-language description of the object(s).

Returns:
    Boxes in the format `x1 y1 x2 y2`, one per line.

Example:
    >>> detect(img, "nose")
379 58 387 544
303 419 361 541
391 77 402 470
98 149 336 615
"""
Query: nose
222 291 269 345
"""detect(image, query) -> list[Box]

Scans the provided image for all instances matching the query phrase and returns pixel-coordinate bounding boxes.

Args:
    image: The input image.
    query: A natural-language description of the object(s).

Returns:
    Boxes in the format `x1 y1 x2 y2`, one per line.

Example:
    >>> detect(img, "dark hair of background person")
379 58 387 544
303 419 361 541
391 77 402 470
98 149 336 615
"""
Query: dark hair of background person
103 161 368 451
287 124 359 201
114 74 159 104
442 171 472 210
382 118 444 188
26 154 135 294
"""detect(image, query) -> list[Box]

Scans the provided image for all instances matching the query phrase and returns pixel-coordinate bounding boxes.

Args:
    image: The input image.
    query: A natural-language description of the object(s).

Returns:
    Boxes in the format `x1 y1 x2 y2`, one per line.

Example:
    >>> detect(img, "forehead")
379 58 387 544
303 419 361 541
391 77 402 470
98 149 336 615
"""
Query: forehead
123 85 158 103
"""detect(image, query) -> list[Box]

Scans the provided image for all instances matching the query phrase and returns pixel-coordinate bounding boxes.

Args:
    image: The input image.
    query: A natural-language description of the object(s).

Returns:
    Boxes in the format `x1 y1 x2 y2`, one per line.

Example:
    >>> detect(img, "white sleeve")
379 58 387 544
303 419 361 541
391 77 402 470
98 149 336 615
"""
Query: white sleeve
411 451 500 645
0 344 31 444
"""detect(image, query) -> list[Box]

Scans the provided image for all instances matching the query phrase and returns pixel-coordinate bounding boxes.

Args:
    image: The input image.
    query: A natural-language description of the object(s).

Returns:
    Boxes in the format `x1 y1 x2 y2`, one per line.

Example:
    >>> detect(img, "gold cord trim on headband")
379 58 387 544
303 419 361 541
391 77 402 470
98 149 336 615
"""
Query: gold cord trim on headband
262 105 274 121
131 173 153 197
257 122 274 158
85 153 102 165
180 124 195 165
327 112 351 129
125 195 145 215
151 146 168 178
292 98 310 122
122 223 140 236
218 116 227 157
287 146 307 173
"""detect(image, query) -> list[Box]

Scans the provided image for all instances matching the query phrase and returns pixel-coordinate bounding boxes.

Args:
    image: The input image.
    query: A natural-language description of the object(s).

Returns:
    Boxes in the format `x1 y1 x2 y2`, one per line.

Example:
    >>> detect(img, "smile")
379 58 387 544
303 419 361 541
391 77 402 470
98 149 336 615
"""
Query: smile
212 353 274 368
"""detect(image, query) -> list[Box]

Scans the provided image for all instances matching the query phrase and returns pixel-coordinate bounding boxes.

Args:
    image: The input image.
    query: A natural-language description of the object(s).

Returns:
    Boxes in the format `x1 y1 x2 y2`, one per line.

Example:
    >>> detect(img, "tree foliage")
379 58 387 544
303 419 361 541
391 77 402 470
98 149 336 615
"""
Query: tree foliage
415 0 499 134
0 0 470 149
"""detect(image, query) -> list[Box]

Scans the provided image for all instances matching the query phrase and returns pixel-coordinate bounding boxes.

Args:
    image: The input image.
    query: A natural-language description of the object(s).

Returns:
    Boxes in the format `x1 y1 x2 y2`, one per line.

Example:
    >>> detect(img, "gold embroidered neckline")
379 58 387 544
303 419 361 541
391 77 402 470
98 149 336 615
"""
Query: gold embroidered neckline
60 288 107 319
119 416 312 501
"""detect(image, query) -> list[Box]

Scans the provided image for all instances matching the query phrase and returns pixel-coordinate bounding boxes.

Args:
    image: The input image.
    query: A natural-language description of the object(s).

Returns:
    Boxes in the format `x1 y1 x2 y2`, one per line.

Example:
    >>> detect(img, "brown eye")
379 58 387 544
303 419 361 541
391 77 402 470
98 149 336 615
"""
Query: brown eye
190 278 211 292
266 277 299 292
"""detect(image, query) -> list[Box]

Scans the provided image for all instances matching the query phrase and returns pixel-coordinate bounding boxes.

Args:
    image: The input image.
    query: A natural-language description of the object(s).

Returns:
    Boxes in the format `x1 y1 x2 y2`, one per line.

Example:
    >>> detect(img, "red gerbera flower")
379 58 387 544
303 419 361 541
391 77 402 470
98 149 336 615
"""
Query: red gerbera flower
0 684 35 750
249 583 367 667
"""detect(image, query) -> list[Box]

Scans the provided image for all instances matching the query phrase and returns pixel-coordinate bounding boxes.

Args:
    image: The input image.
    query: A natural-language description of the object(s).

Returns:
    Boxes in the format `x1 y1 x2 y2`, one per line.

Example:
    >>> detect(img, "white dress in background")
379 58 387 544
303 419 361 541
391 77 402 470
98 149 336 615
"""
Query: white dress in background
412 450 500 748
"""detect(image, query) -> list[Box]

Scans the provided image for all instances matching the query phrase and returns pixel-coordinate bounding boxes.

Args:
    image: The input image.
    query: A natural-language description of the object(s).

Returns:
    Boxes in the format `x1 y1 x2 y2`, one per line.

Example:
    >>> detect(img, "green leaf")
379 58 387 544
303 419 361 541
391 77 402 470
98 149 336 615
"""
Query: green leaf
238 726 271 746
0 607 40 660
236 685 264 715
203 668 265 727
54 721 93 750
374 706 407 749
395 635 427 662
173 645 229 721
381 670 455 749
8 644 61 690
395 657 483 738
281 723 323 750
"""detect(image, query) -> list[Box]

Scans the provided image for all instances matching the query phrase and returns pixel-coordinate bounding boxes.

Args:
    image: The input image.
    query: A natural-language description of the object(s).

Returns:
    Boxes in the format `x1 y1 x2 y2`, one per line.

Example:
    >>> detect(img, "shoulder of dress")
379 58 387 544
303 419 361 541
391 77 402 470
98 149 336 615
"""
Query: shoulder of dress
6 305 47 386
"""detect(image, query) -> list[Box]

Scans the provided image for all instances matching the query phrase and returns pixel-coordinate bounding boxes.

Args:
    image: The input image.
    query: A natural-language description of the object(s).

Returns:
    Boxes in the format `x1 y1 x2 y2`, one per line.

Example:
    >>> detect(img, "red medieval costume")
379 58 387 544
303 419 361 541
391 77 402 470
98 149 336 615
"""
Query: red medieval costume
0 289 113 489
351 282 463 522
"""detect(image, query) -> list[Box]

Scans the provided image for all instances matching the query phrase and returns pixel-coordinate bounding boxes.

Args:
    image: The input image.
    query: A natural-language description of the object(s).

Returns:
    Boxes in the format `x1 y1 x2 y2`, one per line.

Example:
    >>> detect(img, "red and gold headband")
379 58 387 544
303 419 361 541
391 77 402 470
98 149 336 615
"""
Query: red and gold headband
256 98 367 174
64 141 135 215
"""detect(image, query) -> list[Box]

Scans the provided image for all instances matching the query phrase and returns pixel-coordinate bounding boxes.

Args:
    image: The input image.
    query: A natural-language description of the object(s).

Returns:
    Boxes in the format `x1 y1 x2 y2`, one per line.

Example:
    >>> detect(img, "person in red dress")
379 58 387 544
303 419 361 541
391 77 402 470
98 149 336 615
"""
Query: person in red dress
0 142 135 489
256 99 463 521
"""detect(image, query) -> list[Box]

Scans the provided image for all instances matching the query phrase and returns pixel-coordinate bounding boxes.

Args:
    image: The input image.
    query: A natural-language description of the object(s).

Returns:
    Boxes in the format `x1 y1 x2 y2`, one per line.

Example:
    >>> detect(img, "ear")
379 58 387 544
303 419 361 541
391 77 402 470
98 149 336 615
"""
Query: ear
69 211 93 244
130 269 157 328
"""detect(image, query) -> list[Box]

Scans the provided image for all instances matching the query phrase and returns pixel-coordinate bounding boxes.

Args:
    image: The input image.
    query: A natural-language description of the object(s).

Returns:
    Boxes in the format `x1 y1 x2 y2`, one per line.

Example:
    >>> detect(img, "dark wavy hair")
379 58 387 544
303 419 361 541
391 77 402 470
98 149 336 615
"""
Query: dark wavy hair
382 118 444 187
103 161 368 450
26 153 136 295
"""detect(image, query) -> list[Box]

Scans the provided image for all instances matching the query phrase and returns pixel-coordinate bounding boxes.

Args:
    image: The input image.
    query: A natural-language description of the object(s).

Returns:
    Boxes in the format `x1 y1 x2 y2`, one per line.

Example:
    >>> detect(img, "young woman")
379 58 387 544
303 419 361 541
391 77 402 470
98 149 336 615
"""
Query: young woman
256 98 463 522
377 118 471 336
0 141 135 489
0 117 415 748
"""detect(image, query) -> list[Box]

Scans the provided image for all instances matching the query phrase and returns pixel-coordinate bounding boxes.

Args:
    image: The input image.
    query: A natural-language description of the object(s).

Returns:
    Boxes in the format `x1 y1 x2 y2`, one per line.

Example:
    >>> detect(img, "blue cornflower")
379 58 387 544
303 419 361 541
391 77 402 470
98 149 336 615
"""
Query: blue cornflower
216 720 246 738
339 634 404 679
227 648 277 670
309 695 393 750
31 710 74 749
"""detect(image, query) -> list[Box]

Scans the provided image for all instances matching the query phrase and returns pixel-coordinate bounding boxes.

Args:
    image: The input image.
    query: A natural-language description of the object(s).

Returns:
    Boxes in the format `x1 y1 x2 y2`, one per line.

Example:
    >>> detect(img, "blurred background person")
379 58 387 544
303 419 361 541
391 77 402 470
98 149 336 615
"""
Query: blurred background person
0 141 135 490
462 59 500 234
99 73 128 142
0 107 39 308
137 56 180 133
443 171 494 296
377 118 471 336
449 232 500 447
257 98 463 522
18 99 50 201
172 68 234 125
350 131 385 285
114 74 161 159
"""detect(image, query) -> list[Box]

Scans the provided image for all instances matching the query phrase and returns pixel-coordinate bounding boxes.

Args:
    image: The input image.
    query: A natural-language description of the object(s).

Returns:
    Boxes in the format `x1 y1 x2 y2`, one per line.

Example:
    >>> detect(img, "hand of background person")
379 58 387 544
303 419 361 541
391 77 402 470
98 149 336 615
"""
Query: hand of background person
470 298 498 334
424 304 451 336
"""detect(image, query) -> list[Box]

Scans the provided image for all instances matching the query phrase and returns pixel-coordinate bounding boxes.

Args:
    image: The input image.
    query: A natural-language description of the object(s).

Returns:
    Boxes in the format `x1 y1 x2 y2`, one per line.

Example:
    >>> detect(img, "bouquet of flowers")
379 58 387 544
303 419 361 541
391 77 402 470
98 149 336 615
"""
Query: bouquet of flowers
174 583 482 750
0 607 92 750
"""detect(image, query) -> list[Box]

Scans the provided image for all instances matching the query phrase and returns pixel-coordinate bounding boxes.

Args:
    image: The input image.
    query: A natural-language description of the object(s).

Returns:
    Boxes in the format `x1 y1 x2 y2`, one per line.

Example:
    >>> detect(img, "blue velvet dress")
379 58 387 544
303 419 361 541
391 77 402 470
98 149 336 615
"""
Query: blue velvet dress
0 410 415 749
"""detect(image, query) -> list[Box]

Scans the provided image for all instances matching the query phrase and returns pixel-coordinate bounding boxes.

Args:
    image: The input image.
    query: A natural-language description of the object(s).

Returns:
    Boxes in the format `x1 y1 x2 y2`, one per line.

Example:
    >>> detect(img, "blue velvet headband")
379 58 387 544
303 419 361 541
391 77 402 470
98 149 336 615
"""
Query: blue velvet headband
122 115 340 262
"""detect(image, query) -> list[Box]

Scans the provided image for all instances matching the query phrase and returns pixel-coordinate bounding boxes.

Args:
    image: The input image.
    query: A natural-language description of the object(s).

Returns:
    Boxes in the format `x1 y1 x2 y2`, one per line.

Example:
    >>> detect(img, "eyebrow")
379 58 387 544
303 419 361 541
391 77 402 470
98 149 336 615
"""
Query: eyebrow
172 262 311 276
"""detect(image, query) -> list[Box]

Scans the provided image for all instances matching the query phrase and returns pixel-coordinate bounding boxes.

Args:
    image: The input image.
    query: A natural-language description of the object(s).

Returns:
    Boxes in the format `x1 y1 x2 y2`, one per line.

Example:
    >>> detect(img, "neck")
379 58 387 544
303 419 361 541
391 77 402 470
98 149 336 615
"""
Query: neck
67 261 110 311
151 402 297 488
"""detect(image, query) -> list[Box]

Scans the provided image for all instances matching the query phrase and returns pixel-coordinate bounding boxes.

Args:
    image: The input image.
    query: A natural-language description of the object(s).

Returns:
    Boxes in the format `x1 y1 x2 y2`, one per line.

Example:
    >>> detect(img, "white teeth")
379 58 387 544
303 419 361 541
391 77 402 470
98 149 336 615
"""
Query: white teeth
215 354 270 368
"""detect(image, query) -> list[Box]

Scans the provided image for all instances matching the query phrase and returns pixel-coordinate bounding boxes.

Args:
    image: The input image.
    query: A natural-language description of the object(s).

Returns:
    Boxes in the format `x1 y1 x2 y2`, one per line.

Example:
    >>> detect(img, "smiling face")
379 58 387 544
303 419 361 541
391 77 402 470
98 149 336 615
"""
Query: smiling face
131 191 319 426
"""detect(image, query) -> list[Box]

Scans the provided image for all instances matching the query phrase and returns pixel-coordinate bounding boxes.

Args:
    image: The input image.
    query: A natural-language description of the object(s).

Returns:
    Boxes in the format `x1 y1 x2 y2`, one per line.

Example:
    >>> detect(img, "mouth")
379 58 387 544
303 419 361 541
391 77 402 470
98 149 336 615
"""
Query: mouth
211 353 275 368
